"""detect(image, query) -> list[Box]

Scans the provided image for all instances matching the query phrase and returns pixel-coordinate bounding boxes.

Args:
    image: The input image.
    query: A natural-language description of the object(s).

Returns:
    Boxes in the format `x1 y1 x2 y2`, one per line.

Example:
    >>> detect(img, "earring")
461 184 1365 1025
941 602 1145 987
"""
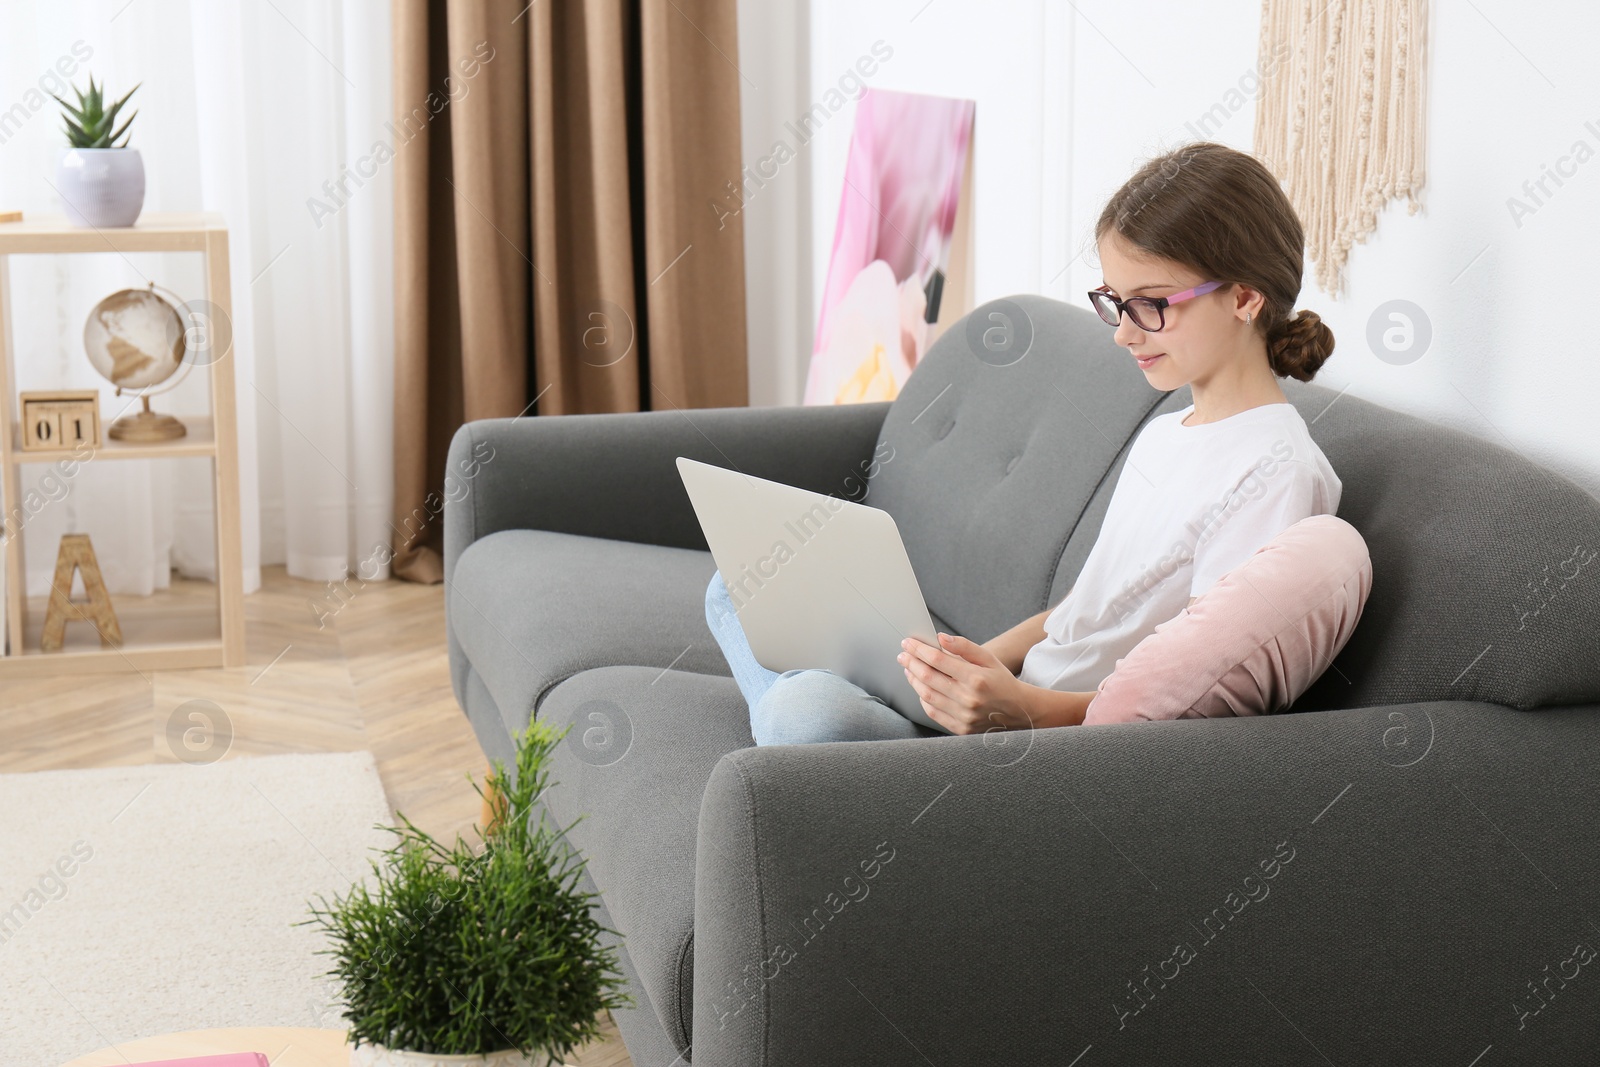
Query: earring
1244 312 1252 325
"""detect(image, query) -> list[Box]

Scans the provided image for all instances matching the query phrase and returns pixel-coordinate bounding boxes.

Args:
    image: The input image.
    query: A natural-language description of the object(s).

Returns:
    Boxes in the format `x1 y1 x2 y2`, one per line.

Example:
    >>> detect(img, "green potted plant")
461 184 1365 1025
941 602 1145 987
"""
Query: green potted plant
51 75 143 228
304 719 632 1066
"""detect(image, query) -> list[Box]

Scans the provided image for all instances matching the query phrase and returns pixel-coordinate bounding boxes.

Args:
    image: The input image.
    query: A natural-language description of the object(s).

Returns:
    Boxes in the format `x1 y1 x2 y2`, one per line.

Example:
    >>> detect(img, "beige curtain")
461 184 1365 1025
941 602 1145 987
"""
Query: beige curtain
391 0 749 583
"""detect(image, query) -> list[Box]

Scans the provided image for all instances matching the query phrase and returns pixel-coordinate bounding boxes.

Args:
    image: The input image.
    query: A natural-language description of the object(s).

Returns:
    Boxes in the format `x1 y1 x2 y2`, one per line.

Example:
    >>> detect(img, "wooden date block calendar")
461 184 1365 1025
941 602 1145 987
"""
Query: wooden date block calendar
20 390 101 451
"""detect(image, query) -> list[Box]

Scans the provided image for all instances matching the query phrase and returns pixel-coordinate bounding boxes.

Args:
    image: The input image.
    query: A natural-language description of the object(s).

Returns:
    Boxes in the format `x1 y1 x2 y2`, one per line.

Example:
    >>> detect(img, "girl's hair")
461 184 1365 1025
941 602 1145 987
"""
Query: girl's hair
1094 141 1334 381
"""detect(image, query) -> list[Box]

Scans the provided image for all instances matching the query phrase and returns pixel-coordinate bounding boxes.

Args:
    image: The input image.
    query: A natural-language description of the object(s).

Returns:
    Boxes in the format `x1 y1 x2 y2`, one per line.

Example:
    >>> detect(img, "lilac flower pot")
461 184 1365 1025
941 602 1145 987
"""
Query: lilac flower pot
56 147 145 228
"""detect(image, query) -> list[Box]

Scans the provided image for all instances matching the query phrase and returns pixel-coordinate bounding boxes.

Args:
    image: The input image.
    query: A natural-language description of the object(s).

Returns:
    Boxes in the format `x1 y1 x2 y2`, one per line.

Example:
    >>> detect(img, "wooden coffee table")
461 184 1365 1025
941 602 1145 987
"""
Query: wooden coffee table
60 1027 349 1067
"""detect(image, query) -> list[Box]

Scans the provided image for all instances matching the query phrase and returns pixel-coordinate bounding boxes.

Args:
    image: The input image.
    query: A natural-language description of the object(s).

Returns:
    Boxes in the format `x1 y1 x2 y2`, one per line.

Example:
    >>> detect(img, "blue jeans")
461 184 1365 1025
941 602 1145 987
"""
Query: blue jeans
704 570 941 745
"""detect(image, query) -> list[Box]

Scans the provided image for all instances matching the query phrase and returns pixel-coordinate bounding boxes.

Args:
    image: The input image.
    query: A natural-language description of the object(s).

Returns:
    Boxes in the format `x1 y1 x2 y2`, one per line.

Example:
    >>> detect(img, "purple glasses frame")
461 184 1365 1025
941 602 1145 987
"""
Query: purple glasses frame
1088 280 1226 332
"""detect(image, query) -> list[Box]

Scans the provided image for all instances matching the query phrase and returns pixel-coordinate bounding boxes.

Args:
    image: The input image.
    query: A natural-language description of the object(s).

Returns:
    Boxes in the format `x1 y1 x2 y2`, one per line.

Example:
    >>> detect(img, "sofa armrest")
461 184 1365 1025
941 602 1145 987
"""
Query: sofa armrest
442 401 892 586
693 700 1600 1066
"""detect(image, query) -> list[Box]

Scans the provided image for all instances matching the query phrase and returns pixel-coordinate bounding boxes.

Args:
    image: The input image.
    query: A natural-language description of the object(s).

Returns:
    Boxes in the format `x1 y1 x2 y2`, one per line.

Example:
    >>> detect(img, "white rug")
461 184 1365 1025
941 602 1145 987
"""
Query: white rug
0 751 395 1067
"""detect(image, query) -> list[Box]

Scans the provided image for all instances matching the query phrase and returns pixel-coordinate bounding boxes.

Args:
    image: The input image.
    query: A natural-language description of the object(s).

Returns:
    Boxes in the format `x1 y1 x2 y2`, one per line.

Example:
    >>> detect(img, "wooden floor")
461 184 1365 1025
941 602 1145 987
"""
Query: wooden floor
0 566 633 1067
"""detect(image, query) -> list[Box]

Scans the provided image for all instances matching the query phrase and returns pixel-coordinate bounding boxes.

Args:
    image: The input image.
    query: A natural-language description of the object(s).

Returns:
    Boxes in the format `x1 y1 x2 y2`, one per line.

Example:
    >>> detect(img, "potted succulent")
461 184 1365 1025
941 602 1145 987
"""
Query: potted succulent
304 720 632 1066
51 76 144 228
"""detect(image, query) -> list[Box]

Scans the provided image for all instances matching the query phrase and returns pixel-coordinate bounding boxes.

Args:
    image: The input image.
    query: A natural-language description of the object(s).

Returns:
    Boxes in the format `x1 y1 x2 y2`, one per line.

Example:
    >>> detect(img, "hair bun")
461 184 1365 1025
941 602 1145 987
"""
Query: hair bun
1267 309 1335 381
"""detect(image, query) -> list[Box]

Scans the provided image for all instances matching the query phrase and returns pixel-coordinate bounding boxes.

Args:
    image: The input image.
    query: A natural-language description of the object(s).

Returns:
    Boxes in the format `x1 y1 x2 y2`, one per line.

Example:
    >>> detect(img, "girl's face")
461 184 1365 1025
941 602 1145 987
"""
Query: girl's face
1095 230 1258 389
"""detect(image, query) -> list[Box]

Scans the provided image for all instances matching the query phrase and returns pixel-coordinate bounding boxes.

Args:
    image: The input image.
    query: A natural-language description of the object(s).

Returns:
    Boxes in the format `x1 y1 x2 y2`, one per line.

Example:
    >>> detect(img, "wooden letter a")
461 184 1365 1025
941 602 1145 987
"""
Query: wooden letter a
41 533 123 651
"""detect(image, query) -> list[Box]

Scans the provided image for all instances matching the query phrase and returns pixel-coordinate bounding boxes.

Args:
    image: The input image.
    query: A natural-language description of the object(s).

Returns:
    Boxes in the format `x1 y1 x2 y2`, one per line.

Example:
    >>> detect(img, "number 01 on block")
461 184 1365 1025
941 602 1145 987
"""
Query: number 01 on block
19 390 101 451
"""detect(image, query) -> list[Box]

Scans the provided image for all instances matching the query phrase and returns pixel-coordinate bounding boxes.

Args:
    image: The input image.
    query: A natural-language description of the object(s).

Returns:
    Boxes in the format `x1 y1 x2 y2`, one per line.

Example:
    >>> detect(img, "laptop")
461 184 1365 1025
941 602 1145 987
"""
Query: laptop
676 457 950 734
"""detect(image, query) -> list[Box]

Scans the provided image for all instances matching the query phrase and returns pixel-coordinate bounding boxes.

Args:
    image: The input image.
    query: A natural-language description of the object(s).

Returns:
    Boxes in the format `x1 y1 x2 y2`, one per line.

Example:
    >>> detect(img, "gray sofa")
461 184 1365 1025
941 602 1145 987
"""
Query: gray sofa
444 295 1600 1066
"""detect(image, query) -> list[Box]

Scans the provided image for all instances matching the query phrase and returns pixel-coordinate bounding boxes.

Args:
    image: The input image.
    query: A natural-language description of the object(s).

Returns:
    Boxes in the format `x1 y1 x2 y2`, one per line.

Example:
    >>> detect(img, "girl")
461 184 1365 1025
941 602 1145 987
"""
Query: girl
705 141 1372 746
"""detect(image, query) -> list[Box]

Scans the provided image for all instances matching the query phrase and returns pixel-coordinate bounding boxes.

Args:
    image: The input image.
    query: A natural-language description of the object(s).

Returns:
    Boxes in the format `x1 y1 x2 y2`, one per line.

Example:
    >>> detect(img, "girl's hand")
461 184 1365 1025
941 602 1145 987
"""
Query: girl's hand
898 633 1039 735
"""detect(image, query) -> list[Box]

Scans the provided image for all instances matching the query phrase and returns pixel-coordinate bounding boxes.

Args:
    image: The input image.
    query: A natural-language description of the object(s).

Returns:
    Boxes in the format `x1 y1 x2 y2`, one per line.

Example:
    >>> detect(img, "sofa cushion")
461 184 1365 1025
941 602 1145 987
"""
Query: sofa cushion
536 665 756 1058
448 530 732 740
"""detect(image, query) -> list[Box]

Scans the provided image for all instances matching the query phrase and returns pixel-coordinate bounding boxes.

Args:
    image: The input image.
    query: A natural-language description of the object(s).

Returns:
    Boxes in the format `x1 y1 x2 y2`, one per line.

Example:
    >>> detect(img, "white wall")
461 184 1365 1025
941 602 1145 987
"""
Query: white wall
750 0 1600 498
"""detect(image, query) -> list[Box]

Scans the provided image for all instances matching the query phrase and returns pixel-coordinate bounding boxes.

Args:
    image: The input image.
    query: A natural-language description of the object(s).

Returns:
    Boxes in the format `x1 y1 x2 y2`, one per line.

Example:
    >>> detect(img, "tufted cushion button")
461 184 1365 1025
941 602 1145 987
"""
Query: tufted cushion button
936 418 955 440
1004 454 1021 476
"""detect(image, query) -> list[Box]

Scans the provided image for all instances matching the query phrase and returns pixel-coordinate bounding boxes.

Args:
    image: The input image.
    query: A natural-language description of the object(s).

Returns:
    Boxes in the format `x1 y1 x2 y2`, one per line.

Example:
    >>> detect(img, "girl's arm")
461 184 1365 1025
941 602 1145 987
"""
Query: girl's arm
985 582 1077 675
900 633 1095 732
907 593 1204 733
982 608 1050 675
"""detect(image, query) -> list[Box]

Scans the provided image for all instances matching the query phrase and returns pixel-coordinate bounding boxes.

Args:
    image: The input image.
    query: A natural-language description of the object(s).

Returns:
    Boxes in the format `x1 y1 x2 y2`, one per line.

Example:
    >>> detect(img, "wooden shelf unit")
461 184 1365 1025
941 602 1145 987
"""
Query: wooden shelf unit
0 212 245 674
12 415 217 462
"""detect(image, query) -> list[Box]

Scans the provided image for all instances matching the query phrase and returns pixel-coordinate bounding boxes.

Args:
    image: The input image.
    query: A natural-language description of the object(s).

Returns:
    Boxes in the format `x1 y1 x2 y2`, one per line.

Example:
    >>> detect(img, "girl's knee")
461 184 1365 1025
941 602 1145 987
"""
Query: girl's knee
1281 514 1370 571
751 670 885 745
1287 516 1372 604
1193 514 1373 630
751 671 824 745
757 670 846 722
1216 515 1369 602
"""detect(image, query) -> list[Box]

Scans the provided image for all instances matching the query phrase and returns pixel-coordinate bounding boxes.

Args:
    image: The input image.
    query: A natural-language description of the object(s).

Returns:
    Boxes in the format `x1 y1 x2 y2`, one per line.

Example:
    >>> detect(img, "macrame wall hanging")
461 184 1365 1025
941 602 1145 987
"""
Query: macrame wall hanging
1253 0 1429 297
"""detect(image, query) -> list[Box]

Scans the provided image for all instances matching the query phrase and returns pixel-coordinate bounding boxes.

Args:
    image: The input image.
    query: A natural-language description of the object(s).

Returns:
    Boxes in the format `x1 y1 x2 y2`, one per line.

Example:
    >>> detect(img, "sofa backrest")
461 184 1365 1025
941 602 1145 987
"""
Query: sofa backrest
865 294 1161 643
1276 382 1600 712
867 294 1600 712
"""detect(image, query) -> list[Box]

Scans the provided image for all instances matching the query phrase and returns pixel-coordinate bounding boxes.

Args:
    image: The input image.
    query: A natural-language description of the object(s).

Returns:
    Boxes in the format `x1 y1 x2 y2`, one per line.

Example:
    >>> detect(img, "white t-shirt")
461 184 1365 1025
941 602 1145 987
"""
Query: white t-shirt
1018 400 1342 694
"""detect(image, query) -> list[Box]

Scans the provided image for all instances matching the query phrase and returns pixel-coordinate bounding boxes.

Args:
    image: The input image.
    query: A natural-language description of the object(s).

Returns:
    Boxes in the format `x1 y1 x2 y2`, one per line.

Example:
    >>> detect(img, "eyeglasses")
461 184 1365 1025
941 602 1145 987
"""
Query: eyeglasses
1088 280 1226 332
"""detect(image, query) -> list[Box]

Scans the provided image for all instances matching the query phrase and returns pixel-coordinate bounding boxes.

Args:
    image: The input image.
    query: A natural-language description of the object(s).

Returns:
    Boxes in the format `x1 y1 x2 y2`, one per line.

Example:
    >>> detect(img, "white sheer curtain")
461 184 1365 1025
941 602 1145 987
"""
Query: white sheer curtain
0 0 394 599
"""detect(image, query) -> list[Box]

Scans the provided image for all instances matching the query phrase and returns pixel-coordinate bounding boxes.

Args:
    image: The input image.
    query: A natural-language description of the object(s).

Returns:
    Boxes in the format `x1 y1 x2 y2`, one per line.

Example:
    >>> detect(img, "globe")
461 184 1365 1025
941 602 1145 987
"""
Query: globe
84 287 186 390
82 285 191 441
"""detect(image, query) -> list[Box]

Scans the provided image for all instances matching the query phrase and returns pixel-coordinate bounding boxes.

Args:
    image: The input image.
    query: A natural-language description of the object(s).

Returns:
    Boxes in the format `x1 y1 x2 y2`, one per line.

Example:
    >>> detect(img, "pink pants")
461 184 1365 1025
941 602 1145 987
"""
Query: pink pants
1082 514 1373 725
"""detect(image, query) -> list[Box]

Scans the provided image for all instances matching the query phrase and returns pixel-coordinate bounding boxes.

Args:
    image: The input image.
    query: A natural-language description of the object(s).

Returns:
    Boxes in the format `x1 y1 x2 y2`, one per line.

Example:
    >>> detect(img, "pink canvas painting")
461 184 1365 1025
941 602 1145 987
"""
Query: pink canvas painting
804 88 975 405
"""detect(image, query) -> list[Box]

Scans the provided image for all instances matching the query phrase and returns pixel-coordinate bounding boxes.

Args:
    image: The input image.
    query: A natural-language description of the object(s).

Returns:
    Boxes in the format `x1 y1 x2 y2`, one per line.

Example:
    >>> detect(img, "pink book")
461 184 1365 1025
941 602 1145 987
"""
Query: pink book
122 1056 269 1067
